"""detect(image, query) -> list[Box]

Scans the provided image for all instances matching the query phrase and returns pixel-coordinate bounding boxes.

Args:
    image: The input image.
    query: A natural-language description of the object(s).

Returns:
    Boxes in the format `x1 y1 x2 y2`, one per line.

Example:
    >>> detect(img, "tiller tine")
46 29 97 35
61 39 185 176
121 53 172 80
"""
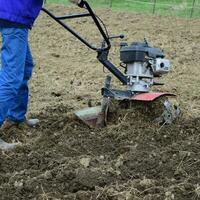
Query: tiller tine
74 96 110 128
75 76 111 128
74 106 102 128
74 92 180 128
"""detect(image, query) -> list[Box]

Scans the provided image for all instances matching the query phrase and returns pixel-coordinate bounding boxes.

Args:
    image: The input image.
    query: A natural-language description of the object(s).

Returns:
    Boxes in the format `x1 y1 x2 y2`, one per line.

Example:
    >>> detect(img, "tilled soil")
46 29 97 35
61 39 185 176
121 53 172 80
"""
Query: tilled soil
0 5 200 200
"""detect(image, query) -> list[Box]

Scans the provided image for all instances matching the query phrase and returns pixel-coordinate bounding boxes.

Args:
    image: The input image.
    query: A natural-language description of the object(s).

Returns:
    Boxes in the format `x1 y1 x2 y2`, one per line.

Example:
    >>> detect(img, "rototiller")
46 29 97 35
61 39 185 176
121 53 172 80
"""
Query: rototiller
42 0 180 127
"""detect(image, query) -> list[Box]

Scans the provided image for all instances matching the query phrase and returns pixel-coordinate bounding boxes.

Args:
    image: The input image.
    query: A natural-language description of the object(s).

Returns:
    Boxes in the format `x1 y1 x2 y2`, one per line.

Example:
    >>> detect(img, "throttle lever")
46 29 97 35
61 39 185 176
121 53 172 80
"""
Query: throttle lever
109 34 125 39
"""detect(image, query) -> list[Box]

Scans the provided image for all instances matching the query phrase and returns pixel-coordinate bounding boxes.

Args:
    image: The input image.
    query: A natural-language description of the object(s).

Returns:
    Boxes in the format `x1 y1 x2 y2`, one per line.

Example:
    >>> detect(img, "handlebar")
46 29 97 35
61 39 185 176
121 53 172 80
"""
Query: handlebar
43 0 111 51
43 1 127 85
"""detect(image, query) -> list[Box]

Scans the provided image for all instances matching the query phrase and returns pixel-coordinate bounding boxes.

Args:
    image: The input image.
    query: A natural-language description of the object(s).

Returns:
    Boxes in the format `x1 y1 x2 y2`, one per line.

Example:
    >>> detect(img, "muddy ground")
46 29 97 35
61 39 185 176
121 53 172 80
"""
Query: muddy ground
0 4 200 200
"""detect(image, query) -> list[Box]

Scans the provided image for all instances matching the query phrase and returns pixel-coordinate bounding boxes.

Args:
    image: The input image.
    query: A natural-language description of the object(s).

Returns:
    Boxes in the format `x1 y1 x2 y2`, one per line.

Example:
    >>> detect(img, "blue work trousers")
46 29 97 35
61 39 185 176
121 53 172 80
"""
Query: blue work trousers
0 27 34 126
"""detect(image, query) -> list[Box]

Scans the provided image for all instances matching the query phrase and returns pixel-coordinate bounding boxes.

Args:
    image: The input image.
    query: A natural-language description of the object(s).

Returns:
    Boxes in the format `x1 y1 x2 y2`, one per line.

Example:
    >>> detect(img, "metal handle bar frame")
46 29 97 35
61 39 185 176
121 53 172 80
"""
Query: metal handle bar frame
42 1 127 85
42 1 111 51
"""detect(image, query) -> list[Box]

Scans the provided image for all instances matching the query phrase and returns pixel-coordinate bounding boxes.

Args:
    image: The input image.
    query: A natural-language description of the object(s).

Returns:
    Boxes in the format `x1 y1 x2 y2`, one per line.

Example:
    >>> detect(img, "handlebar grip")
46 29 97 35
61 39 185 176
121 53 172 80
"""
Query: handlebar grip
69 0 84 7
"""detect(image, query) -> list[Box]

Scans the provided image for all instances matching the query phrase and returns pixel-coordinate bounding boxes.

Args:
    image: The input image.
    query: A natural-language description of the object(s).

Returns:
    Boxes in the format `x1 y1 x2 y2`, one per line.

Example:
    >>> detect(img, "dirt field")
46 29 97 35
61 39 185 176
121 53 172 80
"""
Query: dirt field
0 5 200 200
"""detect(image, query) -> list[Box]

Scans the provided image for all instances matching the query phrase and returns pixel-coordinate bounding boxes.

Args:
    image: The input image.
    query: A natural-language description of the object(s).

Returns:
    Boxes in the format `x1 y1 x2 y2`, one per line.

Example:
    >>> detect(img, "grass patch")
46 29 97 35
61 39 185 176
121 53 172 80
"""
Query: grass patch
46 0 200 18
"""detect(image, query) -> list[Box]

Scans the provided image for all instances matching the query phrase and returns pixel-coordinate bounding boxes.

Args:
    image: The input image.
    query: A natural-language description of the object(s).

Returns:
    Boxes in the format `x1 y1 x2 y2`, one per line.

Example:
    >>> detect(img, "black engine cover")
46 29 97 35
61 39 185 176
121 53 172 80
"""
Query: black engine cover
120 42 165 63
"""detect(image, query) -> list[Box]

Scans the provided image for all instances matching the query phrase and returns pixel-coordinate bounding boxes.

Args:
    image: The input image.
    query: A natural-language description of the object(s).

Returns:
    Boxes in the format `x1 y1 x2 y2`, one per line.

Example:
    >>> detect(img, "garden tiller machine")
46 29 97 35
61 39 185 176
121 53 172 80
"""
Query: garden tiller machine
42 0 180 128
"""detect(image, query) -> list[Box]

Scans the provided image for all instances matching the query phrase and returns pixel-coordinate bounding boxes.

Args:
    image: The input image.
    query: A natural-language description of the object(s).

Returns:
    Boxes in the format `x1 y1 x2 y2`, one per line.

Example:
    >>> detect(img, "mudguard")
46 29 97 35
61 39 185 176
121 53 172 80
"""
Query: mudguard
131 92 176 102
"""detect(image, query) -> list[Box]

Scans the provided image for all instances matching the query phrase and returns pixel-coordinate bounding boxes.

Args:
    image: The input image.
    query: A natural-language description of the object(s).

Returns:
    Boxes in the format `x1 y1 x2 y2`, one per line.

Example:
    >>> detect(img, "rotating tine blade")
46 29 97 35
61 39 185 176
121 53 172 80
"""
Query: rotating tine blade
74 75 112 128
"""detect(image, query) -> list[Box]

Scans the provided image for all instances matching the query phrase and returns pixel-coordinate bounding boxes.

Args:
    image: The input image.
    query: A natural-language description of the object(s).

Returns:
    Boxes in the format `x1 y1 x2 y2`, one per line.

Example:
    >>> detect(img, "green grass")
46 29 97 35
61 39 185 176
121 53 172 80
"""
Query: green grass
46 0 200 18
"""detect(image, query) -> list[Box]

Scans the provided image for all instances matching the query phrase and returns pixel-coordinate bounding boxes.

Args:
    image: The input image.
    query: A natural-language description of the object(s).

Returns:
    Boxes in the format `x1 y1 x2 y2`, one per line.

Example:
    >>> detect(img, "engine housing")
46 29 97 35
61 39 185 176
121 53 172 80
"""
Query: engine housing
120 42 171 92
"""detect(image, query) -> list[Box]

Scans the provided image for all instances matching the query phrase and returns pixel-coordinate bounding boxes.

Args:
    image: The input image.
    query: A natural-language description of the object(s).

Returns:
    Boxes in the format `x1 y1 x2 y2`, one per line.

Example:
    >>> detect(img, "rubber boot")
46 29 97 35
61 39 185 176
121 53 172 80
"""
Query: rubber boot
2 118 40 131
0 138 19 151
25 118 40 127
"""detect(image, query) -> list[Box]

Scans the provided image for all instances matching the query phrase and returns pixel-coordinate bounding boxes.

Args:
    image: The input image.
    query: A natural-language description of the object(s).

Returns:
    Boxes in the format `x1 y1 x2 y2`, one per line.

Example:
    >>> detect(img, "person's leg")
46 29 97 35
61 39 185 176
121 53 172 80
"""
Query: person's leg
0 27 28 150
0 27 28 126
7 44 34 123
